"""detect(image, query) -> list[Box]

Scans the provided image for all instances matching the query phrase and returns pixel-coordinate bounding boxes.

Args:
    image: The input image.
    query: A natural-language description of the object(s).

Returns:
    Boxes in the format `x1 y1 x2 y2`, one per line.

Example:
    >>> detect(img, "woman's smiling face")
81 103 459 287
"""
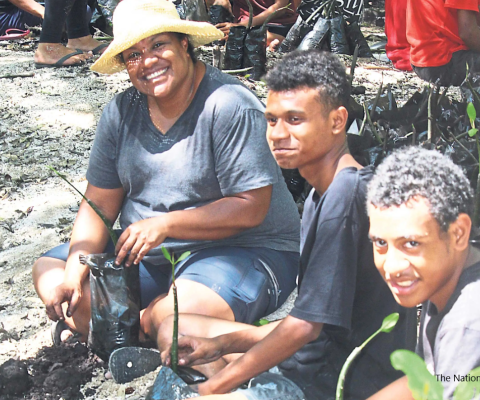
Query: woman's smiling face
122 32 191 100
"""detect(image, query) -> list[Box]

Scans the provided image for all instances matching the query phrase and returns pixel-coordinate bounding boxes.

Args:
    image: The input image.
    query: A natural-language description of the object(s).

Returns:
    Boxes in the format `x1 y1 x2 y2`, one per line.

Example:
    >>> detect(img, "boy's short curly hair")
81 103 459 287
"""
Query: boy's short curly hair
265 50 350 114
367 146 474 231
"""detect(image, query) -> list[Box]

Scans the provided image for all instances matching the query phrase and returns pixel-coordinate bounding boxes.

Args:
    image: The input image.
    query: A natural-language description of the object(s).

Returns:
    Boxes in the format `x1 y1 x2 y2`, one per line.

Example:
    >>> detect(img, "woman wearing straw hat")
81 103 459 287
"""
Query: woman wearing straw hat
32 0 300 350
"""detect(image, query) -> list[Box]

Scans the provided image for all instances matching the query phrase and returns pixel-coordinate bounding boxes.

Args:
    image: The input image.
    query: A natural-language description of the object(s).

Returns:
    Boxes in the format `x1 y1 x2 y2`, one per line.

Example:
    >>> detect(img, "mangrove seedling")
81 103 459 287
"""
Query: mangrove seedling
335 313 399 400
161 247 191 374
467 102 480 228
48 166 118 245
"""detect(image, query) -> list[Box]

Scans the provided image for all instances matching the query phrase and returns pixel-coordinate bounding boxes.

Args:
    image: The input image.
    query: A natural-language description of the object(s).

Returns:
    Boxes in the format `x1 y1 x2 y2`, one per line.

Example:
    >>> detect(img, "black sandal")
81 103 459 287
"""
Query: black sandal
50 320 81 346
109 347 207 384
109 347 163 384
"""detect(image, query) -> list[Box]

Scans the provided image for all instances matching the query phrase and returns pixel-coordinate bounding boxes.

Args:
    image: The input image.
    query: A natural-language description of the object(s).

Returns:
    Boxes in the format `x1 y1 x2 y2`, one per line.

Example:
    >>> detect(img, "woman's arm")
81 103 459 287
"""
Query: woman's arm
46 184 125 321
8 0 44 19
115 185 272 266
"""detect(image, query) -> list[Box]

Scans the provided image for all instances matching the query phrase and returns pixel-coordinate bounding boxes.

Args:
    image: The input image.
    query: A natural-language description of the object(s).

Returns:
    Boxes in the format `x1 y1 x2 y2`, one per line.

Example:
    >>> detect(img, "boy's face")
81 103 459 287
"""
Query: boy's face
368 197 459 309
265 88 336 171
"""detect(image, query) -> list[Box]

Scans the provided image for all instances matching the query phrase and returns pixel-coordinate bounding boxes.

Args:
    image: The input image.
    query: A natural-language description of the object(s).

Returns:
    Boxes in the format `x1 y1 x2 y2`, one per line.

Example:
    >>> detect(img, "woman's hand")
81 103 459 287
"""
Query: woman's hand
115 216 169 266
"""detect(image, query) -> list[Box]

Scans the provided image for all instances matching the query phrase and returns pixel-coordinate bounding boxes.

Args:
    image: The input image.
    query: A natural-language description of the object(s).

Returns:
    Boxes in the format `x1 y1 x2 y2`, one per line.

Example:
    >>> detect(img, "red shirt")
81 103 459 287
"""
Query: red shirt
407 0 480 67
233 0 299 26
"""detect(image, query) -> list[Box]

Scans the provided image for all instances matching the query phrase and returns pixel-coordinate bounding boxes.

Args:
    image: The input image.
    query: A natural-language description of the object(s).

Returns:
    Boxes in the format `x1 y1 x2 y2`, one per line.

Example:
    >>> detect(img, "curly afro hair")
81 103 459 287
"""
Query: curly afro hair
367 146 474 231
265 50 350 114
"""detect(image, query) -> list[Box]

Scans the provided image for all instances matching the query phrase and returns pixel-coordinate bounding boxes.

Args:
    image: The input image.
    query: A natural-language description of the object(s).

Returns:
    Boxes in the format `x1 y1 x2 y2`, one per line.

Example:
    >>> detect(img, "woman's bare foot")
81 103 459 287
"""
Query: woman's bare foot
67 35 108 55
34 43 90 66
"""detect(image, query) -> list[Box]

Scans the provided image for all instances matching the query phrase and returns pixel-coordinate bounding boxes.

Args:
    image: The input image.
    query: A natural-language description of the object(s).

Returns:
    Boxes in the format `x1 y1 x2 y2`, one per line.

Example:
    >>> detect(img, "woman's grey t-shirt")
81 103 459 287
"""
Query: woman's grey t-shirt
86 64 300 265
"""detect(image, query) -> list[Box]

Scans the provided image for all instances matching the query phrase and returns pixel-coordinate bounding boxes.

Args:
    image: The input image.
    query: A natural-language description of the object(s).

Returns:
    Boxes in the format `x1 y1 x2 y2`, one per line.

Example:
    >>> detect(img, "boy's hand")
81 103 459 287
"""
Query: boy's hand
161 336 224 367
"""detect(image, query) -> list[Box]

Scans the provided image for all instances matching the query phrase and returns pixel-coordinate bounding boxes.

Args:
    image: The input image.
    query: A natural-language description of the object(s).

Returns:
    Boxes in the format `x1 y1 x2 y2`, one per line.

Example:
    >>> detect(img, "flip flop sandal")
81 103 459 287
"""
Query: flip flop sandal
0 28 30 41
91 42 109 55
34 49 85 69
109 347 163 384
51 320 82 346
109 347 208 384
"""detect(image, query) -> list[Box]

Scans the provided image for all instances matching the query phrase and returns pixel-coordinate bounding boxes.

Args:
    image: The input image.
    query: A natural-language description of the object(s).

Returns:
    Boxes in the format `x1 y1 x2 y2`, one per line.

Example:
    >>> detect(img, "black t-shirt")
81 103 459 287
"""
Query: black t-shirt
279 166 416 400
417 260 480 399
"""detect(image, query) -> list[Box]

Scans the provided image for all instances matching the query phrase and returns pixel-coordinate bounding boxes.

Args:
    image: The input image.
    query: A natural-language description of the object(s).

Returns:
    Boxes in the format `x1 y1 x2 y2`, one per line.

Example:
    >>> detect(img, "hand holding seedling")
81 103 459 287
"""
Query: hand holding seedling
161 335 224 367
115 216 170 266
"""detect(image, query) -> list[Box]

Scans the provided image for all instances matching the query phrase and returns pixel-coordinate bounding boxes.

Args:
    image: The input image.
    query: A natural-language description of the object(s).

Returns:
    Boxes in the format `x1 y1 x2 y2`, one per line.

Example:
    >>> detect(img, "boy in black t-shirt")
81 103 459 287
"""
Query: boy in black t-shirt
118 51 415 400
367 147 480 400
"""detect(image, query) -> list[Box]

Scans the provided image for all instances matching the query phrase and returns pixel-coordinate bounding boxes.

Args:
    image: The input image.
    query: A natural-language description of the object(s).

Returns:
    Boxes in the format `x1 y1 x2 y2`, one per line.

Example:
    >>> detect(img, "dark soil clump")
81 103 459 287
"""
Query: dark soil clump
0 341 103 400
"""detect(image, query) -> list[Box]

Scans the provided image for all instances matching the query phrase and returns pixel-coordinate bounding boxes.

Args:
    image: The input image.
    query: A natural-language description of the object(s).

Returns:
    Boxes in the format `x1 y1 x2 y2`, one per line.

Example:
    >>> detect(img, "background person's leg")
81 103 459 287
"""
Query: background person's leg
65 0 107 53
34 0 93 65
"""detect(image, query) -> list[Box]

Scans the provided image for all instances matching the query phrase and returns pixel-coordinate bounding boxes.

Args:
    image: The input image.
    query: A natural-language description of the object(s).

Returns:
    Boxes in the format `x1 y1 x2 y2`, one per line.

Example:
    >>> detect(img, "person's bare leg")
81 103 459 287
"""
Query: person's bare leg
67 35 108 54
267 31 285 50
157 313 254 377
145 279 236 338
143 279 240 376
32 256 90 339
34 44 90 65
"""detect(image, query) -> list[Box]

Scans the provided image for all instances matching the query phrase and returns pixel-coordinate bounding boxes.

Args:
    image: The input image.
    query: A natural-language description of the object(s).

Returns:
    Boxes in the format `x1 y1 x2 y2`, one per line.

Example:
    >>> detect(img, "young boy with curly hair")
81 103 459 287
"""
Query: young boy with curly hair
367 146 480 399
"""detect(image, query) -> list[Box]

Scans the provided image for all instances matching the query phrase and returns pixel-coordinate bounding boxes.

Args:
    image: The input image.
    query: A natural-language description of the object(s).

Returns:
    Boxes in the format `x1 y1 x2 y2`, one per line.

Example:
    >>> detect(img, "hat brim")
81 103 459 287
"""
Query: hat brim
91 21 224 75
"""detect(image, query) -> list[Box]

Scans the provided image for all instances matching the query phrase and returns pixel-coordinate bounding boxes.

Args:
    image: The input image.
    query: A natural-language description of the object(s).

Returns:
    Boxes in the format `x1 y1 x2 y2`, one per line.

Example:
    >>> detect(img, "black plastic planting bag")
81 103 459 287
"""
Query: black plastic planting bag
183 0 209 21
278 16 313 53
329 15 350 55
82 253 140 362
345 21 372 58
146 367 199 400
174 0 186 20
297 0 321 22
208 4 233 25
224 26 247 70
243 26 267 80
297 17 330 51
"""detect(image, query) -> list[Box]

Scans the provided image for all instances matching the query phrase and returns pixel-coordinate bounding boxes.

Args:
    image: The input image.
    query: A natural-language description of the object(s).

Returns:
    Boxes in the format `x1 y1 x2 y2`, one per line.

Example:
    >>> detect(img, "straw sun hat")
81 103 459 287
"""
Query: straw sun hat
91 0 224 74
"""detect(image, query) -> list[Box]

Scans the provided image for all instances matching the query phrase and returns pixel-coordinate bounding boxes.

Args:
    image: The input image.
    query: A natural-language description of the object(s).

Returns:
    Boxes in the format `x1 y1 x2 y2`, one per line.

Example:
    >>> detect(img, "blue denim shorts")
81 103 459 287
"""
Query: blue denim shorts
41 243 298 324
238 367 305 400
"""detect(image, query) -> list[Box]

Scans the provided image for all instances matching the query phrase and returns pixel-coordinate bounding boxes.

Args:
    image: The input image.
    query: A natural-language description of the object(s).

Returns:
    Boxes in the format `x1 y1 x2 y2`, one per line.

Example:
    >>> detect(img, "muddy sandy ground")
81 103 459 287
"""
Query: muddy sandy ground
0 28 457 399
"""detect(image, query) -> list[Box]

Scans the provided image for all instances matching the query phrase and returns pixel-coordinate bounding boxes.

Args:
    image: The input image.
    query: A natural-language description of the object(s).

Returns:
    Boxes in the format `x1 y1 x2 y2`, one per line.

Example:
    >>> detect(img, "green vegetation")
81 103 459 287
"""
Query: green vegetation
161 247 191 374
335 313 399 400
391 349 480 400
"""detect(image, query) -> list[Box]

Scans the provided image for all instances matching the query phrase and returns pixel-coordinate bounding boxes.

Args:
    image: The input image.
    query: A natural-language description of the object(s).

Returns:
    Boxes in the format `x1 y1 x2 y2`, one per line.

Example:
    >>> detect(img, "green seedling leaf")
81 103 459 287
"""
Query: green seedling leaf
253 319 270 326
390 350 444 400
453 366 480 400
336 312 399 400
48 165 117 245
161 246 172 263
379 312 399 333
469 128 479 137
176 251 191 263
468 102 477 125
